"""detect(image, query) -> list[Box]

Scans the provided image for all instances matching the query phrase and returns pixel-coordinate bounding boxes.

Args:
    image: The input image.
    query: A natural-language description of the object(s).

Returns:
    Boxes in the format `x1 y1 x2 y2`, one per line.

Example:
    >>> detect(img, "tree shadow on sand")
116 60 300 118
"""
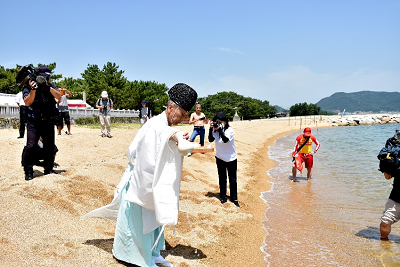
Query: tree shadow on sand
355 226 400 244
83 239 206 265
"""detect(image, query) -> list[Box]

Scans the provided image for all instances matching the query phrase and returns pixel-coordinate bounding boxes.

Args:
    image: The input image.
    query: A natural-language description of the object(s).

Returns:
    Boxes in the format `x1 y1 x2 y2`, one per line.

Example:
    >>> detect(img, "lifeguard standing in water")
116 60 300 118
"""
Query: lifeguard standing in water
292 127 321 182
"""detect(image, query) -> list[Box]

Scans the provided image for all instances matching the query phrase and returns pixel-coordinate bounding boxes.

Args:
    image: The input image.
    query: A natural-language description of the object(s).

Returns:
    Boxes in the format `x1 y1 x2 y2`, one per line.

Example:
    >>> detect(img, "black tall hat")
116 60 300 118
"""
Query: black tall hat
168 83 197 112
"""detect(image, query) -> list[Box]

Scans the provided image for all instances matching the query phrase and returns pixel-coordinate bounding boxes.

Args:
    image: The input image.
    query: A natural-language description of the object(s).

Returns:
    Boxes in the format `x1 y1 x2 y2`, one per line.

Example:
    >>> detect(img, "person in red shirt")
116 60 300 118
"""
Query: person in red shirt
291 127 321 182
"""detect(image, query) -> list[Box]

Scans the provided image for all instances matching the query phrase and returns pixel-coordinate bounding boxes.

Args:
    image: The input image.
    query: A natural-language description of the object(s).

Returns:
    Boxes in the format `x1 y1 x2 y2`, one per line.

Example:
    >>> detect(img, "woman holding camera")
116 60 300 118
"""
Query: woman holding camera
208 112 240 207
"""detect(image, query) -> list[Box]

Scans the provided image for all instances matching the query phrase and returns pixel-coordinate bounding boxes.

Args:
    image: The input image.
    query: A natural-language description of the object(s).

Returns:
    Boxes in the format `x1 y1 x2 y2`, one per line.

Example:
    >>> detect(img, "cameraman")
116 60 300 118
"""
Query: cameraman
21 66 61 180
208 112 240 207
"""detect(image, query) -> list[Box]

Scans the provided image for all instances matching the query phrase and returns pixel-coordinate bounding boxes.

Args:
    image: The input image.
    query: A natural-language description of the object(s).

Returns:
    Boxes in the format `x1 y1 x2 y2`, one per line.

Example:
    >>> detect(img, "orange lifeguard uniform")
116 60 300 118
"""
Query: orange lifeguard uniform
292 135 321 172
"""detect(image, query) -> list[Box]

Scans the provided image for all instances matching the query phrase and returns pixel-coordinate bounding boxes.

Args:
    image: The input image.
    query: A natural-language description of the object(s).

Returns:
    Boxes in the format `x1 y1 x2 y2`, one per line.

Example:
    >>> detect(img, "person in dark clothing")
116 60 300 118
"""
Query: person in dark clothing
208 112 240 207
20 65 61 180
380 159 400 240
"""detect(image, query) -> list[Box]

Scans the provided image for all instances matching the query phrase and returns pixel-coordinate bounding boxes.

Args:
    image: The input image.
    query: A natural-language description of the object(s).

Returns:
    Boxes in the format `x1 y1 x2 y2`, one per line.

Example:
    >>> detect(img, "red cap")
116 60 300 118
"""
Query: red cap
303 127 311 137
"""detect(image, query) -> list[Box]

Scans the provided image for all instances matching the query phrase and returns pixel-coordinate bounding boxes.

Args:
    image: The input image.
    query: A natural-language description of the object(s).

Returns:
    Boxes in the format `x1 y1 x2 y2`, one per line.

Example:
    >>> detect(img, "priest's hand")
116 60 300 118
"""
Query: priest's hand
172 131 199 156
182 131 189 140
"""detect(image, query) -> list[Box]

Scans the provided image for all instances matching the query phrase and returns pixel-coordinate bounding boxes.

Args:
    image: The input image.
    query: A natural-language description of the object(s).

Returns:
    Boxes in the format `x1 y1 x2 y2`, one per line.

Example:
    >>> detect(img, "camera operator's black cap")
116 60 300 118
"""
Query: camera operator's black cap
37 66 52 76
168 83 197 112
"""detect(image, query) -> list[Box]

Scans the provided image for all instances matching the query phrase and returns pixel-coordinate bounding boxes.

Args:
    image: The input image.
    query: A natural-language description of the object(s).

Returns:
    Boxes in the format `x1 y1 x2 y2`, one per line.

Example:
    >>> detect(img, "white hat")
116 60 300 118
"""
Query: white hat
101 91 108 98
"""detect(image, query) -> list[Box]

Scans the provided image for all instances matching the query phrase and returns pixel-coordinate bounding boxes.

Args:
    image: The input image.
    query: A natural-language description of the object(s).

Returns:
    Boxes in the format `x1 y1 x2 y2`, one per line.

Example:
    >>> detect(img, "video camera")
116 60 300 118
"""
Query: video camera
212 120 222 129
16 64 48 88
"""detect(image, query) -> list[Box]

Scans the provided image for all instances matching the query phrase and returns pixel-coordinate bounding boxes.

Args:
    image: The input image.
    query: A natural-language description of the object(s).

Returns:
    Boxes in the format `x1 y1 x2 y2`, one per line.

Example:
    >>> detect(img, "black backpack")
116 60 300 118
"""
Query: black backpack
378 130 400 175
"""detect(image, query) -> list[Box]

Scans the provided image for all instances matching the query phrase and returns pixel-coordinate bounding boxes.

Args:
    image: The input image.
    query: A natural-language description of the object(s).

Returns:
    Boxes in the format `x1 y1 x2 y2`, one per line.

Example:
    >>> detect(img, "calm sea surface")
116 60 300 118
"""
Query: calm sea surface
262 123 400 267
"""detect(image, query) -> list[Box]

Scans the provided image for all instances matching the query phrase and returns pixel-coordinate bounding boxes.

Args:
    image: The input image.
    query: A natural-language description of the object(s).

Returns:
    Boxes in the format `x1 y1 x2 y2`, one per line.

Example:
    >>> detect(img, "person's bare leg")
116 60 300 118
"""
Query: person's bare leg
380 221 391 240
307 168 312 181
67 124 71 134
292 165 297 182
57 125 62 135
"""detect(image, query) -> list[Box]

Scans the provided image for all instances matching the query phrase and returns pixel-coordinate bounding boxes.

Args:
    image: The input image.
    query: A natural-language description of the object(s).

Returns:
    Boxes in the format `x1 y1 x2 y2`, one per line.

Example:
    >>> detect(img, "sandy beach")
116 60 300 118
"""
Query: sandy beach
0 117 331 266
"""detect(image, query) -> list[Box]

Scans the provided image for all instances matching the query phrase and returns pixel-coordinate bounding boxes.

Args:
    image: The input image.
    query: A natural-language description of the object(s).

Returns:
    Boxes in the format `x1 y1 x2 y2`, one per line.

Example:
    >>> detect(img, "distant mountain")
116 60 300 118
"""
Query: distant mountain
274 105 287 113
316 91 400 113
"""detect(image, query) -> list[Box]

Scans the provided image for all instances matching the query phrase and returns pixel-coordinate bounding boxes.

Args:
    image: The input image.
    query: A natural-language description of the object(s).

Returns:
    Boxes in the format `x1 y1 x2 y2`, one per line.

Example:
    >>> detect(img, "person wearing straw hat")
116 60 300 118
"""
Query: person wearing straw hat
82 83 198 267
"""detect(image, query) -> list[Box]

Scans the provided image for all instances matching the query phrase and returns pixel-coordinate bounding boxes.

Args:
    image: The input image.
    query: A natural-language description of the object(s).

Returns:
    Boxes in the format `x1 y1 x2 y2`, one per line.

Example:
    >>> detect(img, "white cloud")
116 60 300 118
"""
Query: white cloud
216 47 245 55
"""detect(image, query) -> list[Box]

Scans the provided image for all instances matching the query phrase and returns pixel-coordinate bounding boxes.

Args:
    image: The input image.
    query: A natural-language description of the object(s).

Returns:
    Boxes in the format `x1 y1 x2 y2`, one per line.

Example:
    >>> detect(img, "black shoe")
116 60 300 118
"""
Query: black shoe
44 169 58 175
107 134 112 138
233 200 240 208
102 133 106 137
25 172 34 181
18 136 24 139
221 198 227 204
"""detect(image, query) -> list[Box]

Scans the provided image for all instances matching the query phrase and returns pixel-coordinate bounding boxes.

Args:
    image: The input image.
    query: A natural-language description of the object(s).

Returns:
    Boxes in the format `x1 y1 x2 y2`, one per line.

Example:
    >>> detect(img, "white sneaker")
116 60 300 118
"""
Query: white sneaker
187 152 192 157
153 255 173 267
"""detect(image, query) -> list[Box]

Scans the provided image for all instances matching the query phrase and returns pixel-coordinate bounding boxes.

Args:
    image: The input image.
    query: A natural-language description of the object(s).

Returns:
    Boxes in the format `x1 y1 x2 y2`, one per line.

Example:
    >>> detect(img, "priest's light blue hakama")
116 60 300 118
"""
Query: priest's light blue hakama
112 181 165 267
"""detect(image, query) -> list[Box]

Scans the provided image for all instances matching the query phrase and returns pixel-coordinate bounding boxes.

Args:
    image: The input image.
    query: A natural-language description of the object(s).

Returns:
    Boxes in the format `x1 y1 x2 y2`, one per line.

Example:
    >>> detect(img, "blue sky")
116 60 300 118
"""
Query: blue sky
1 1 399 108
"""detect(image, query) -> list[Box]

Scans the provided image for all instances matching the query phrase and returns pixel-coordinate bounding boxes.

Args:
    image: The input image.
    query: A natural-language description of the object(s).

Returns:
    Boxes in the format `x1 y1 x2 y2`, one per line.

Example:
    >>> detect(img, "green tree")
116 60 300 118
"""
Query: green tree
0 65 20 94
289 102 321 116
127 80 169 115
81 64 105 107
55 77 85 99
101 62 127 109
196 91 276 120
197 91 241 120
81 62 128 109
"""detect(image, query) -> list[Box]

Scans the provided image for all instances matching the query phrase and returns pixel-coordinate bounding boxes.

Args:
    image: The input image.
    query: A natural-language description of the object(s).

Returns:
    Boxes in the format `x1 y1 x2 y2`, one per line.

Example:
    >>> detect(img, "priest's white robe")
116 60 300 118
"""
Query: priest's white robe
81 111 183 234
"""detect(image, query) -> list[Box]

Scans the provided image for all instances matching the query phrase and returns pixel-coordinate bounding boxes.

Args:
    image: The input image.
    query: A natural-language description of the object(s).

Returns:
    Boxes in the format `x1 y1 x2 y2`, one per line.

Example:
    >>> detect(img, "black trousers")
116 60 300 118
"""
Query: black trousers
19 106 27 138
216 157 238 201
23 119 55 173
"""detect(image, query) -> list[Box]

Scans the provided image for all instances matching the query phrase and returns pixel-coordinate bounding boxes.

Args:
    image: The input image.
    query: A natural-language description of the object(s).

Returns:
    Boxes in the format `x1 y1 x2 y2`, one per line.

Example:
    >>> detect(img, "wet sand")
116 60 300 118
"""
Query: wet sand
0 117 331 266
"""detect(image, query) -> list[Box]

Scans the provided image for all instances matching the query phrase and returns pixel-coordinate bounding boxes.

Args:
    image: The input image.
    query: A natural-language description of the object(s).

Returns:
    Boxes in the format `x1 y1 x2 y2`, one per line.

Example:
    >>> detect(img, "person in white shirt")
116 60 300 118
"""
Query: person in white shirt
208 112 240 207
15 91 26 138
57 88 72 135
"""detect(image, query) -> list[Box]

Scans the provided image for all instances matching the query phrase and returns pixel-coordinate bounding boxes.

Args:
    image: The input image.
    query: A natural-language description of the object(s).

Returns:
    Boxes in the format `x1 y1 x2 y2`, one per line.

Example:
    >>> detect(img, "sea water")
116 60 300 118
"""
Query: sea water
262 123 400 267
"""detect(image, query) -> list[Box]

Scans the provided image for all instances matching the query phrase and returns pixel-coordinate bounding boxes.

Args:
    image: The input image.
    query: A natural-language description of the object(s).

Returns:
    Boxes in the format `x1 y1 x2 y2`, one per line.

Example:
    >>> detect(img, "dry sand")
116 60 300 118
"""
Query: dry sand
0 117 331 266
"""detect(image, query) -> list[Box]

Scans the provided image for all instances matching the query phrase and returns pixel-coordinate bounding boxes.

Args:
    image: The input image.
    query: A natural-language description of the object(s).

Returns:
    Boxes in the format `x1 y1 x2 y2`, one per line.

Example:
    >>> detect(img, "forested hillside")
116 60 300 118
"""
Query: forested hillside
316 91 400 113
